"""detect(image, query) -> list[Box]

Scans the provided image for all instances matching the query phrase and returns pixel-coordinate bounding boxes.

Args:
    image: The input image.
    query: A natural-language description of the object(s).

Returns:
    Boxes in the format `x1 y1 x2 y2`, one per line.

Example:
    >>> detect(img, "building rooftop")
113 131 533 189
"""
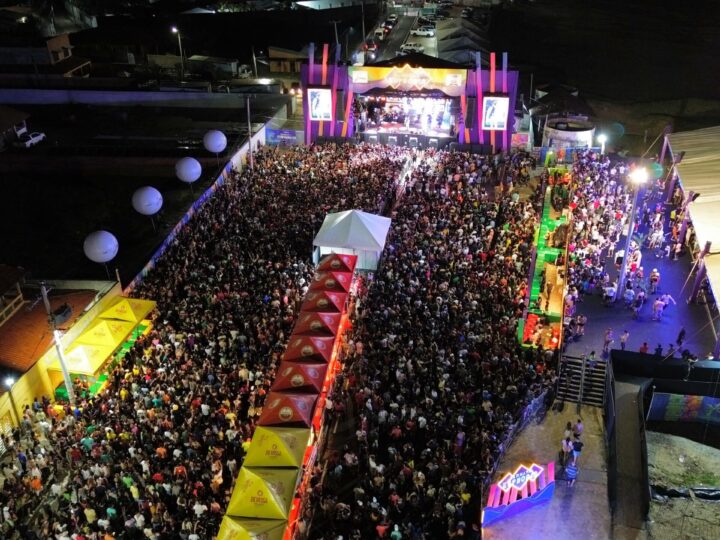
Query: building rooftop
0 289 97 373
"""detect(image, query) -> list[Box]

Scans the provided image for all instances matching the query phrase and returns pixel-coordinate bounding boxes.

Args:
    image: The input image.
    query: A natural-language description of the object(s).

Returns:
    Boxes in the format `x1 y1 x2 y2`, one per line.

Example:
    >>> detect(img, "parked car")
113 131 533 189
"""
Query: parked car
411 26 435 37
417 17 435 27
400 42 425 53
387 13 398 22
14 132 46 148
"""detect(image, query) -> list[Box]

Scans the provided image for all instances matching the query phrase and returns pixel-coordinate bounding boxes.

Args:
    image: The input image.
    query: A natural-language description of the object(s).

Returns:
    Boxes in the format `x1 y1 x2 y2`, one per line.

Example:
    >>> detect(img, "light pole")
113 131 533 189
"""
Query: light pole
597 133 607 155
4 377 21 427
615 167 648 301
171 26 185 80
41 283 75 406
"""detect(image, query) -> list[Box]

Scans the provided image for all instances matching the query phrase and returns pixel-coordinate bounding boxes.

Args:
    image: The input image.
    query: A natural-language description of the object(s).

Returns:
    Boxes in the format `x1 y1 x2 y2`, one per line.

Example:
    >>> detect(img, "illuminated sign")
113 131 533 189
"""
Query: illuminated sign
497 463 544 492
308 87 333 121
482 95 510 131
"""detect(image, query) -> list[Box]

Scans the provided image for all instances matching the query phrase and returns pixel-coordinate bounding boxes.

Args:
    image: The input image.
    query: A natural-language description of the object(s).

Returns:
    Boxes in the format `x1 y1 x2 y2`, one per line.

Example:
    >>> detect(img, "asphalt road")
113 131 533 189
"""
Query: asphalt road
376 14 415 61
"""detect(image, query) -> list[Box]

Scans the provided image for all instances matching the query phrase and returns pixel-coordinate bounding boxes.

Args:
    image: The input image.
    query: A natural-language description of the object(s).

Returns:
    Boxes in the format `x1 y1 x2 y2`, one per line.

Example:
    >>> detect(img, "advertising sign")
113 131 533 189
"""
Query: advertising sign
482 95 510 131
349 65 467 97
308 87 333 121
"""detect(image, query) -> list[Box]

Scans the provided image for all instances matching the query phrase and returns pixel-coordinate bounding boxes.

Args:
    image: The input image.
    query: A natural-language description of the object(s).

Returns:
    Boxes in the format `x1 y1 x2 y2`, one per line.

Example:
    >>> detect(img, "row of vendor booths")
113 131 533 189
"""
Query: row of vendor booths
518 170 571 350
42 296 156 402
218 253 359 540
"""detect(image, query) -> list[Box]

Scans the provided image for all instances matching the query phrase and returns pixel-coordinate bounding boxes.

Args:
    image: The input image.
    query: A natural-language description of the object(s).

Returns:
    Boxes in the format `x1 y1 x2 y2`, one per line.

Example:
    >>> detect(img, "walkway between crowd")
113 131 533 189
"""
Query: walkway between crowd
482 406 611 540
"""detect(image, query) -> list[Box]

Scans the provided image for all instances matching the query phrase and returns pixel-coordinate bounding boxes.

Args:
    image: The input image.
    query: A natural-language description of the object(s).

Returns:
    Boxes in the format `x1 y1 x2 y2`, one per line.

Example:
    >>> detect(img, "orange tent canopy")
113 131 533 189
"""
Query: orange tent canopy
271 361 327 393
300 290 348 313
283 335 335 363
317 253 358 273
309 271 353 293
292 311 341 337
258 392 317 428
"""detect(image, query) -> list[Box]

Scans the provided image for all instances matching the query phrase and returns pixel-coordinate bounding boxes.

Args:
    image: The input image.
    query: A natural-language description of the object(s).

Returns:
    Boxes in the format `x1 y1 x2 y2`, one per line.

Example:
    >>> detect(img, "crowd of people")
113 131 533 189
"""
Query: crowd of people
305 149 558 540
1 141 561 540
0 143 407 540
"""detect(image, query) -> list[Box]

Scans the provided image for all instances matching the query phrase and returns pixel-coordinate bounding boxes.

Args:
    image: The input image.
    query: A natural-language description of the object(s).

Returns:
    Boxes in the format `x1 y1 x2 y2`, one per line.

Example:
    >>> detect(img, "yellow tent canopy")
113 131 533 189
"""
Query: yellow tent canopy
244 426 311 468
99 297 156 323
75 319 134 348
226 467 299 520
216 517 287 540
47 342 116 375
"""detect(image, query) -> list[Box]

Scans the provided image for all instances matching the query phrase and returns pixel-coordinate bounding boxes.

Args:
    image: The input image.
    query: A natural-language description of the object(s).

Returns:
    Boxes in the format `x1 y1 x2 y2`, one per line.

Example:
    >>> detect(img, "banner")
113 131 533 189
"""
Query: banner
216 517 286 540
647 392 720 426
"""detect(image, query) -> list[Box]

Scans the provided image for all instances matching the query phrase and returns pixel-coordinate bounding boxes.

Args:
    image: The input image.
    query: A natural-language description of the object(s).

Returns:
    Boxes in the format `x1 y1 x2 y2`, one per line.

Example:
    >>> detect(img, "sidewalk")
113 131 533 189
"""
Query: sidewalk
482 406 611 540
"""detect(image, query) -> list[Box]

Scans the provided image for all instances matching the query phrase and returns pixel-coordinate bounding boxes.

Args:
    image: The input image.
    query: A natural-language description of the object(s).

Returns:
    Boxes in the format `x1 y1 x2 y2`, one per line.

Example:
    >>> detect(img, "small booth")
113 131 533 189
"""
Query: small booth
312 209 391 271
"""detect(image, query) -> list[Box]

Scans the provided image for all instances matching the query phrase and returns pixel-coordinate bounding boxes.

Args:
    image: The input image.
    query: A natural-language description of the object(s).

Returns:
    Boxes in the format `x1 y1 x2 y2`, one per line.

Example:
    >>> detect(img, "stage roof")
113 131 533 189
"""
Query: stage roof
667 125 720 300
368 52 470 69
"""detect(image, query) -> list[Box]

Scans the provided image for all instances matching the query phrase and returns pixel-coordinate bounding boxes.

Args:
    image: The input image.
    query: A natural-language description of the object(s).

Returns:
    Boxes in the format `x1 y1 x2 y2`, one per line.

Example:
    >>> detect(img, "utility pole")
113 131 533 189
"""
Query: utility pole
41 283 75 406
246 96 254 171
361 0 366 38
330 20 340 46
252 46 258 78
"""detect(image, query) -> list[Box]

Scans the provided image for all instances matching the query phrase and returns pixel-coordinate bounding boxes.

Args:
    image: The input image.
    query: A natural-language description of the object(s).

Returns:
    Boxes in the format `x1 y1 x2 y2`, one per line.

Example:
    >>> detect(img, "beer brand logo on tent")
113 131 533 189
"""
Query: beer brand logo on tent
317 299 329 308
293 338 303 346
117 305 128 314
283 367 293 376
250 489 268 504
326 279 337 288
316 340 327 350
313 275 322 281
307 368 319 378
310 320 323 331
296 400 308 411
269 398 281 409
291 374 305 387
279 406 294 421
267 443 281 457
330 260 341 269
301 345 315 356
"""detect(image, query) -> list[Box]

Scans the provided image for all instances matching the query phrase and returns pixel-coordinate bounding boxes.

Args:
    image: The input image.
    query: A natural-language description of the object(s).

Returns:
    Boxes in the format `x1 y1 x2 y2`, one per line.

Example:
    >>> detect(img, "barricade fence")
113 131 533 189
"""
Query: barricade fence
481 389 548 501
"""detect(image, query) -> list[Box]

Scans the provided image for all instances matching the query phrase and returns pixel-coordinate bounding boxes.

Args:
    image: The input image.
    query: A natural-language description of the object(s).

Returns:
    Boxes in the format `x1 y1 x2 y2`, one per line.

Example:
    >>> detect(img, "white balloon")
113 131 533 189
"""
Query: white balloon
83 230 119 263
175 157 202 183
132 186 163 216
203 130 227 154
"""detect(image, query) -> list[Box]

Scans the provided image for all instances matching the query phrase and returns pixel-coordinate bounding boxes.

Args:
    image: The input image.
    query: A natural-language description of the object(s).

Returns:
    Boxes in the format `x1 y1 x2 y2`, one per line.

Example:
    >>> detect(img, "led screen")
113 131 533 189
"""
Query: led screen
308 87 333 121
482 95 509 131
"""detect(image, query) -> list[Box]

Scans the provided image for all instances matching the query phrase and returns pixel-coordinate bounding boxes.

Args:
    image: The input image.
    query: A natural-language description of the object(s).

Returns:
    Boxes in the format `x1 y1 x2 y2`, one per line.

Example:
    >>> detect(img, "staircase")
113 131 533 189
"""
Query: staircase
556 355 607 408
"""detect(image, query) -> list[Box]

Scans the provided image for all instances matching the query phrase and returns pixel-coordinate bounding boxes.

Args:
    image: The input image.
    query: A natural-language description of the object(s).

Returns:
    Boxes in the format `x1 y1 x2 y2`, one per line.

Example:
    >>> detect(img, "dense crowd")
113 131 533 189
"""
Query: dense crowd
1 143 557 540
306 149 558 540
0 143 406 540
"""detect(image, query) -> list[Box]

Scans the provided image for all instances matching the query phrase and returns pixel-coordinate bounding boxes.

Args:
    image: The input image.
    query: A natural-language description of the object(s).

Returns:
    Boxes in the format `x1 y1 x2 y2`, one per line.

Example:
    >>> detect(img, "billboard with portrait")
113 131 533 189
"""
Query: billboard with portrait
482 95 510 131
307 87 333 121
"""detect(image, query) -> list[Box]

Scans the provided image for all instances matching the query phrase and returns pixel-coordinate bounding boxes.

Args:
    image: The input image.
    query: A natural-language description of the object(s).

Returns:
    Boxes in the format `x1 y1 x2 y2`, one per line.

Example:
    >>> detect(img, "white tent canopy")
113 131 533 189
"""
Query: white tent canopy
667 125 720 303
313 210 391 270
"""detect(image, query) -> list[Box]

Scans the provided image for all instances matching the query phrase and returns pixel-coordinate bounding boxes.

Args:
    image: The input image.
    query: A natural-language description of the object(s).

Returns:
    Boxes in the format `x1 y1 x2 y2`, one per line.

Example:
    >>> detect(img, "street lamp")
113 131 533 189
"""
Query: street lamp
4 376 20 427
615 167 648 301
171 26 185 80
597 133 607 155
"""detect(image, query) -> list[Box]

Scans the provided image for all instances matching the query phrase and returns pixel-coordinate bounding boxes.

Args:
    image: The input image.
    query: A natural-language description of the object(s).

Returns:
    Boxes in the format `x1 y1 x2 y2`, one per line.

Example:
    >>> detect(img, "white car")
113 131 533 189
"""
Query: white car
411 27 435 37
400 42 425 54
387 13 398 22
14 132 46 148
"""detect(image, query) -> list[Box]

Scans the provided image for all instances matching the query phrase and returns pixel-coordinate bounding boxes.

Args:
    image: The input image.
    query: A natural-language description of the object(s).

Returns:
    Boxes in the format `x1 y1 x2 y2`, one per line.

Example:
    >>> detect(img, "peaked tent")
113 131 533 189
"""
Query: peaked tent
99 297 156 323
292 311 341 337
243 426 311 467
300 290 348 313
75 319 135 349
258 392 317 427
283 335 336 363
47 342 116 375
317 253 358 273
272 361 328 393
313 210 392 271
309 271 353 293
216 516 287 540
226 467 299 519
